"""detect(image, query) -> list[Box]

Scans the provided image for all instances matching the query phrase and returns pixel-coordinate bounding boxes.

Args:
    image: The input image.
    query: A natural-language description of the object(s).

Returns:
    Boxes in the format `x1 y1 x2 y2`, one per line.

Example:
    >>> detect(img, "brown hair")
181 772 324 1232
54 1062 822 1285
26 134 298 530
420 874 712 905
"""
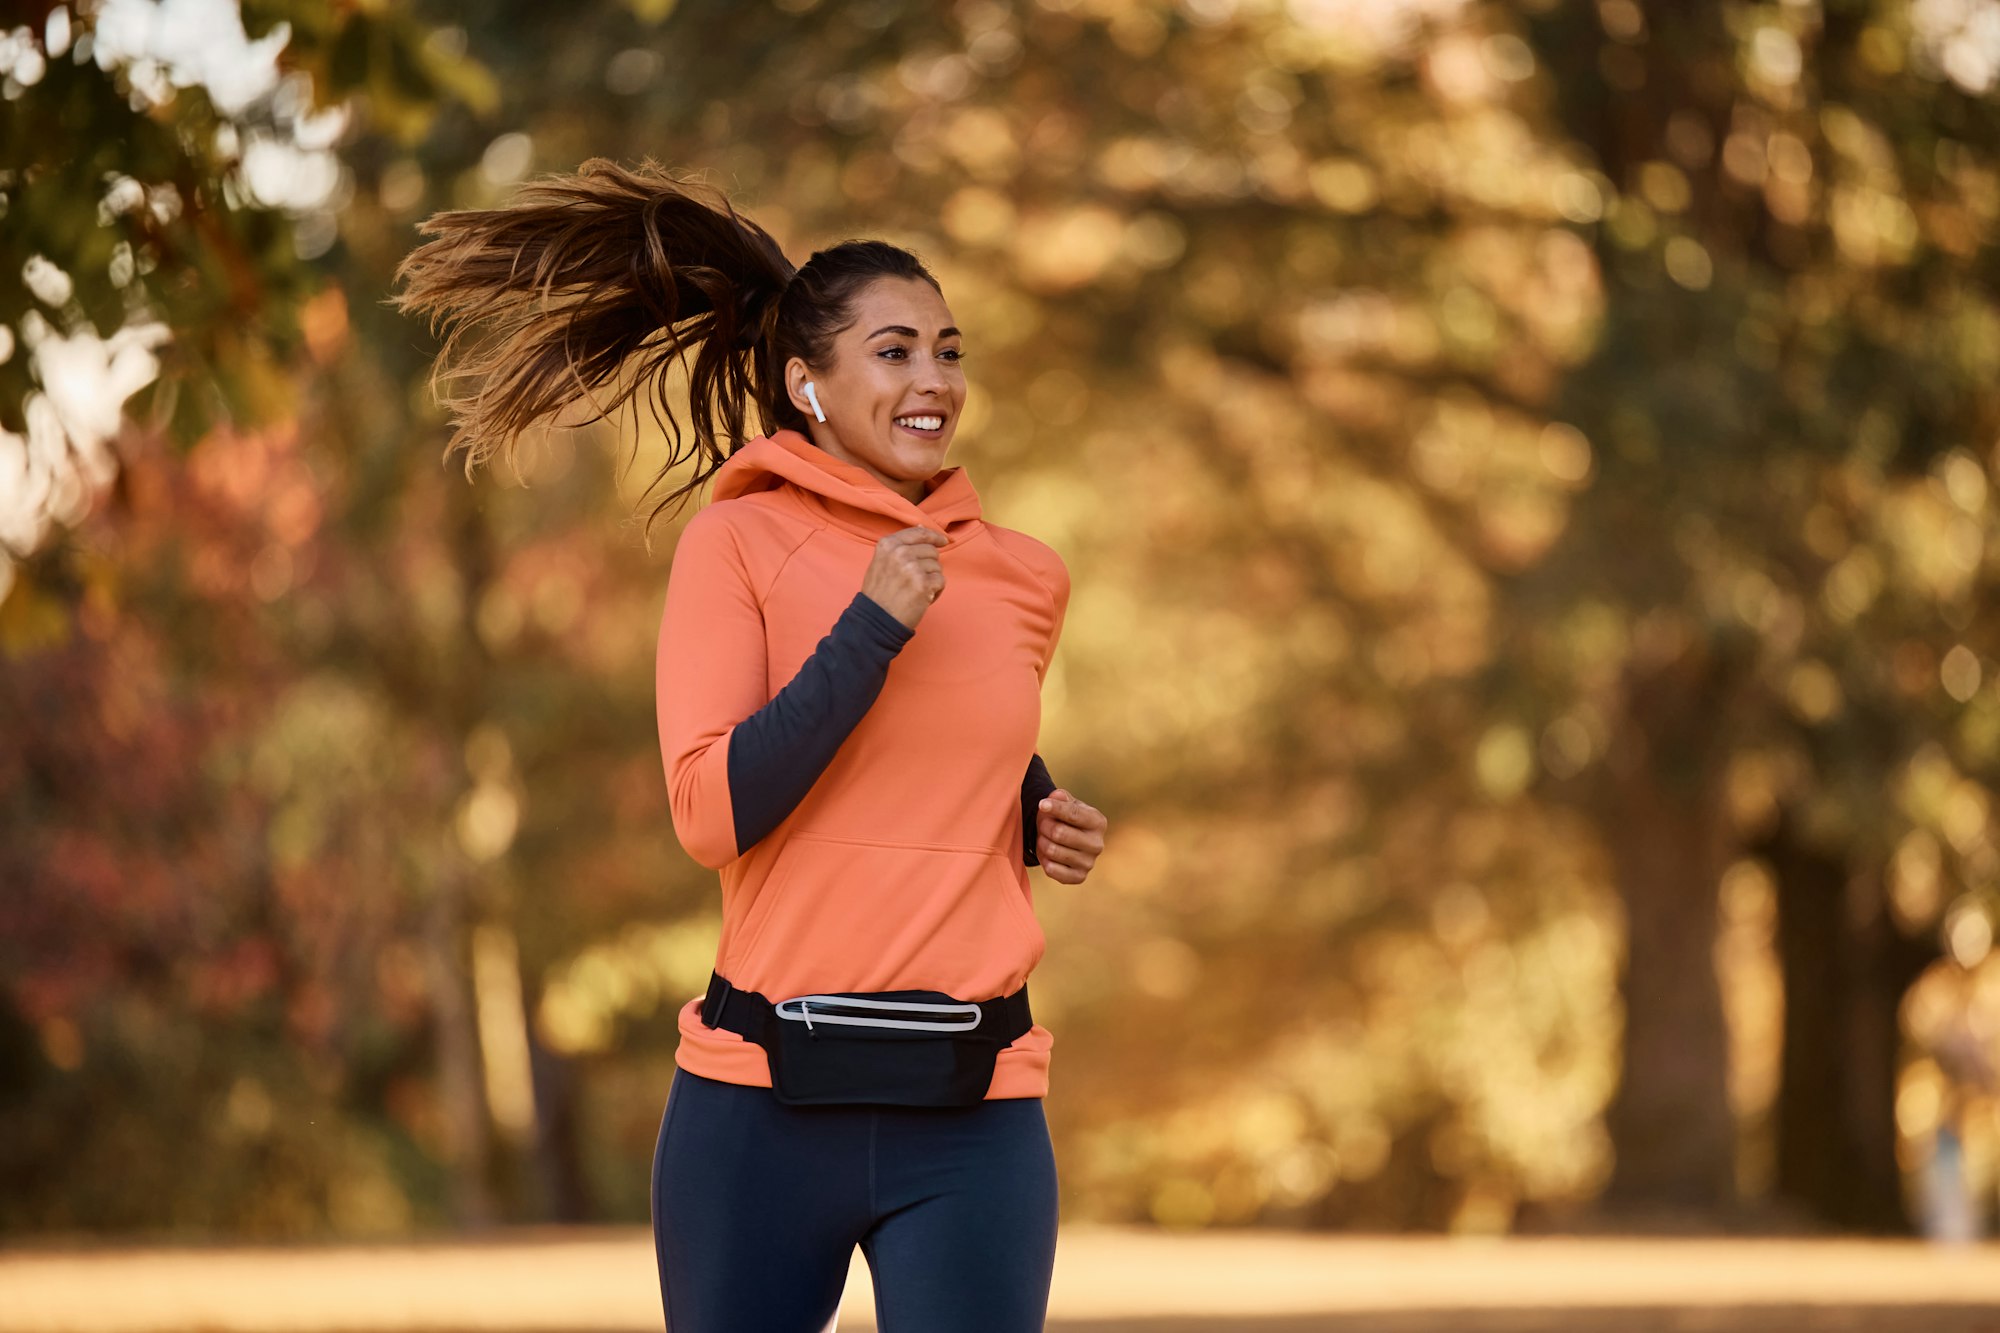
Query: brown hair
387 156 942 538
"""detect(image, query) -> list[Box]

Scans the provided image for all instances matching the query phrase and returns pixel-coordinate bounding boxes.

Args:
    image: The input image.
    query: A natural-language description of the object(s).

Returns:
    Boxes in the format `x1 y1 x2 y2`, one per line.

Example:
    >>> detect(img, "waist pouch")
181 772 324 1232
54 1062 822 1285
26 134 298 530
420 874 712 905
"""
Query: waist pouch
699 970 1032 1107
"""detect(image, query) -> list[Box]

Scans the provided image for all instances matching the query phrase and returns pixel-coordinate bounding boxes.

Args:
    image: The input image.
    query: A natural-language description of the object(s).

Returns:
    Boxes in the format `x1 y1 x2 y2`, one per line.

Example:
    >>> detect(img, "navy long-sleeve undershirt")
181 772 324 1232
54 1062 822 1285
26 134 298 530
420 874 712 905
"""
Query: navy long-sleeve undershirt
725 591 1057 865
1021 752 1057 867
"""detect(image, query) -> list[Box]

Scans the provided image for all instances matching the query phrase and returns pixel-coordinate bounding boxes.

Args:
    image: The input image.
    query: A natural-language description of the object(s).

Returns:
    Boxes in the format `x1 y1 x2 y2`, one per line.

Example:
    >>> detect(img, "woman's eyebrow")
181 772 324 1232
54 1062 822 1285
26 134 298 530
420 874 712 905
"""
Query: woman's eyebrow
867 324 963 339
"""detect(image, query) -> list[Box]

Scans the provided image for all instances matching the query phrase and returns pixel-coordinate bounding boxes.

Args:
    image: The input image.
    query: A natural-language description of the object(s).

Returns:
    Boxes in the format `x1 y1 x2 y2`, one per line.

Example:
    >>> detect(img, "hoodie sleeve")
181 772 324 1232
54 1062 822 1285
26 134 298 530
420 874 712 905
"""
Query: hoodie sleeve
1036 552 1071 685
657 509 914 869
1023 549 1071 865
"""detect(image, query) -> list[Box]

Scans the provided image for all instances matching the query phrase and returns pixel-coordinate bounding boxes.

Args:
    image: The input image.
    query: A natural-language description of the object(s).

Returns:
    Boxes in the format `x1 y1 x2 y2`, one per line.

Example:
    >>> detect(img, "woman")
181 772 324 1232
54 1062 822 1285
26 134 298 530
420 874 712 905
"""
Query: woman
391 157 1108 1332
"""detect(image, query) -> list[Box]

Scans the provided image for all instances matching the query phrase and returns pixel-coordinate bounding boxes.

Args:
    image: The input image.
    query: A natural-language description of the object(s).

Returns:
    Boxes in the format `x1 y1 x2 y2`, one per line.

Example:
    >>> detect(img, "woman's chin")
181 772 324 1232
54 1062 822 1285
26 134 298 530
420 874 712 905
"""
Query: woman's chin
881 435 950 471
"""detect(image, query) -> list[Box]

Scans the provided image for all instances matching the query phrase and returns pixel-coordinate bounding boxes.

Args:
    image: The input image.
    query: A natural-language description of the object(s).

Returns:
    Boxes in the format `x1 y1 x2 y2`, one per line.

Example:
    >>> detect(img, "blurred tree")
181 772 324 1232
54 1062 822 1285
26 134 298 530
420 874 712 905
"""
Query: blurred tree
0 0 508 1234
0 0 493 614
1517 0 2000 1230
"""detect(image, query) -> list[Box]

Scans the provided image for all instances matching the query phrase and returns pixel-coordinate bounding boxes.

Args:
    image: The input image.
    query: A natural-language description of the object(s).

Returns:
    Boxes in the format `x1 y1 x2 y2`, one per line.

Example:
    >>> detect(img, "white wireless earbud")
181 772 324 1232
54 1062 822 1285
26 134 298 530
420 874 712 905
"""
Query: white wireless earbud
804 381 827 423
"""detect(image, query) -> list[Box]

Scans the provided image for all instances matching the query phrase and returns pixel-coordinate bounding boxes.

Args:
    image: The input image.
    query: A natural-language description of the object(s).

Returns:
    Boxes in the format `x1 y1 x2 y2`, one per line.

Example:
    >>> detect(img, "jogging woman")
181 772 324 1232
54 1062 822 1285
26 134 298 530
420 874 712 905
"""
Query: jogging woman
391 157 1108 1332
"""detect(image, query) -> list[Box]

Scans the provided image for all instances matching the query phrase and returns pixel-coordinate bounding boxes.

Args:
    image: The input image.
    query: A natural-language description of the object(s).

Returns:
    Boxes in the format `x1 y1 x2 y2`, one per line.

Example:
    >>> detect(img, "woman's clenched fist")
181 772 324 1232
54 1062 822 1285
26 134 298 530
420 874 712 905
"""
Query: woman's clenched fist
862 526 949 630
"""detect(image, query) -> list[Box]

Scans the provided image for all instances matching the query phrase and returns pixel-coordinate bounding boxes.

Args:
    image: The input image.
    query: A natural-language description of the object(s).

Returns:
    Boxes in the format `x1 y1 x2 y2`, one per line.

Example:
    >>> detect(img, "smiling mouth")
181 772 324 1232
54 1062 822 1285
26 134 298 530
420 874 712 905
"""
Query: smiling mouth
892 414 947 435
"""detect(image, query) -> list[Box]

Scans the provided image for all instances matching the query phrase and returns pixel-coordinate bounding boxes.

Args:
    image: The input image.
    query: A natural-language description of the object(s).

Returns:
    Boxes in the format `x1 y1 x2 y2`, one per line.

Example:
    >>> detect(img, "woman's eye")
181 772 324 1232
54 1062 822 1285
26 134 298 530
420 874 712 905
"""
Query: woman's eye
877 346 964 363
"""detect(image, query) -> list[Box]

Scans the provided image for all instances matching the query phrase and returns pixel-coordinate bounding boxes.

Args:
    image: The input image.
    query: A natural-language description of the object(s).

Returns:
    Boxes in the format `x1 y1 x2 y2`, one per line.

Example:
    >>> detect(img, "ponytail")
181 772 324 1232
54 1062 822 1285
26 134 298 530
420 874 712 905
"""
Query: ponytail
389 155 945 537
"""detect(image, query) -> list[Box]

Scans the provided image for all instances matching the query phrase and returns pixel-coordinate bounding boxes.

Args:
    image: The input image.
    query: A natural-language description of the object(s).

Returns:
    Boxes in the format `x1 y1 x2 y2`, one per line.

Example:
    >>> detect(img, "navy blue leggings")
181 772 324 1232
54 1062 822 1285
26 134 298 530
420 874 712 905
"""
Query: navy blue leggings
650 1067 1060 1332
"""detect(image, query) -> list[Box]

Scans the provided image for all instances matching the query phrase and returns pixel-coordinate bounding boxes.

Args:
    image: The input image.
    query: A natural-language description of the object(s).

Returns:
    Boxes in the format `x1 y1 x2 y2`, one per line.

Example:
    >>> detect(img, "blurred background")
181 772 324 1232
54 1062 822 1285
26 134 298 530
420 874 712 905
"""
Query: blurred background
5 0 2000 1325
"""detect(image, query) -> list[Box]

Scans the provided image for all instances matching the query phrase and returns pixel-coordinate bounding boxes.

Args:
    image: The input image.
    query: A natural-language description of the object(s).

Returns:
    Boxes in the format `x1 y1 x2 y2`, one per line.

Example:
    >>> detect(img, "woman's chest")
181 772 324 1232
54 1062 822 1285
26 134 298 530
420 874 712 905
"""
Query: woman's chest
762 532 1051 693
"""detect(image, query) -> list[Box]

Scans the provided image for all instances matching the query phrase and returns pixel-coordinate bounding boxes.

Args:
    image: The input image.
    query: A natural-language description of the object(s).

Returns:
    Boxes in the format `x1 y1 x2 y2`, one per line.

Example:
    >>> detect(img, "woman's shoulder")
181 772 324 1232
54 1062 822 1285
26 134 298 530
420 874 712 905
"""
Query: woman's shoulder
667 492 819 592
981 522 1069 601
678 489 811 548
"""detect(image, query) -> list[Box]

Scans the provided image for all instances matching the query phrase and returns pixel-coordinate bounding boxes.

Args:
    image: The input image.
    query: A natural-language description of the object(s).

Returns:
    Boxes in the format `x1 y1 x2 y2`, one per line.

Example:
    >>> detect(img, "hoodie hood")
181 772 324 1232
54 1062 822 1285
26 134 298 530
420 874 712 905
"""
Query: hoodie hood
713 428 983 546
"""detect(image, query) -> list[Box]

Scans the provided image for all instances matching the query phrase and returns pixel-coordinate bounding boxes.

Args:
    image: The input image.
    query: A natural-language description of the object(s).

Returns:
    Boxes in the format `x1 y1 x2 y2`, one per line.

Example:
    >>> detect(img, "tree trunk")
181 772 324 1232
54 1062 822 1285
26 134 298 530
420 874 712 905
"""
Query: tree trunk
424 861 494 1229
1755 804 1935 1232
527 1021 591 1222
1589 629 1755 1220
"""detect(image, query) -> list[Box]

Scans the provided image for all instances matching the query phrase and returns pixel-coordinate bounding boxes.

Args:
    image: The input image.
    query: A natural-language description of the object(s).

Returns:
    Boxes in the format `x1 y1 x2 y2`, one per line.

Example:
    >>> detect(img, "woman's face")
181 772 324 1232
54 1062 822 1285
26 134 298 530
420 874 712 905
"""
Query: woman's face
786 275 965 504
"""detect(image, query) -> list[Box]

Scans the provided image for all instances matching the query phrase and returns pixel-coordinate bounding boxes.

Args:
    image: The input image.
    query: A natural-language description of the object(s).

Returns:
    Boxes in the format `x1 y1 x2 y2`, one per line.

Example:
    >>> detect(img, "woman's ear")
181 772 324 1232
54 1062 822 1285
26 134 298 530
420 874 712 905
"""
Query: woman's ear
784 356 811 418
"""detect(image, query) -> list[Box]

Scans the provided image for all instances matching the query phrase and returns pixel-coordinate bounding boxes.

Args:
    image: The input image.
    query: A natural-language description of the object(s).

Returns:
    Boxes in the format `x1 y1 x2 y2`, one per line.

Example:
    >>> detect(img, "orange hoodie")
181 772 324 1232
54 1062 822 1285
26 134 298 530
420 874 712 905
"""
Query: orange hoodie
656 428 1070 1099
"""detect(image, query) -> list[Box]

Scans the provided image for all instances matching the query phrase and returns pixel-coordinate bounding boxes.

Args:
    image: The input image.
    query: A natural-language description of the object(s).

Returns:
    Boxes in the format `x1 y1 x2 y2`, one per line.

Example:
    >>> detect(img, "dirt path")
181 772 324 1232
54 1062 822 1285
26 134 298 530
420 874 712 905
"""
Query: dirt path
2 1224 1996 1331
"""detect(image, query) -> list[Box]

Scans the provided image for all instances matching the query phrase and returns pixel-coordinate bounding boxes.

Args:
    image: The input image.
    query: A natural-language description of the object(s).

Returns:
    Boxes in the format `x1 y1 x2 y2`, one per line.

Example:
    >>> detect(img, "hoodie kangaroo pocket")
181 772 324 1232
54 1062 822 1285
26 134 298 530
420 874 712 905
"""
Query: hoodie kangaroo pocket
725 832 1043 999
723 838 805 972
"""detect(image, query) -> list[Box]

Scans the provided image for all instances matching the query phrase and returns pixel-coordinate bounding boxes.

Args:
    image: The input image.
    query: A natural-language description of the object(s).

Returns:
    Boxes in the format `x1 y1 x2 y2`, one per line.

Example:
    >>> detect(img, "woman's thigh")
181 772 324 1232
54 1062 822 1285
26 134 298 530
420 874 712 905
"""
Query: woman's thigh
651 1068 873 1332
860 1096 1060 1333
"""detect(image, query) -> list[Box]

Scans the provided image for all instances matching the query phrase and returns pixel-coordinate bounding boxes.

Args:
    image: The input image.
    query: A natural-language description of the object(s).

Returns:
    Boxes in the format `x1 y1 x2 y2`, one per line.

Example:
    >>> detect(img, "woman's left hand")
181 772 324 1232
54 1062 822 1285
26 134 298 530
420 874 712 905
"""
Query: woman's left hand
1034 788 1105 885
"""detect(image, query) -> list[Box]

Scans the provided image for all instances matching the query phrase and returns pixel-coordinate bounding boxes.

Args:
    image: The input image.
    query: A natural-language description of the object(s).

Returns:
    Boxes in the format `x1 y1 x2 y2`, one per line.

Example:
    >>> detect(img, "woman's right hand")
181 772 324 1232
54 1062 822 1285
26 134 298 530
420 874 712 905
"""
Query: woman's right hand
862 526 949 630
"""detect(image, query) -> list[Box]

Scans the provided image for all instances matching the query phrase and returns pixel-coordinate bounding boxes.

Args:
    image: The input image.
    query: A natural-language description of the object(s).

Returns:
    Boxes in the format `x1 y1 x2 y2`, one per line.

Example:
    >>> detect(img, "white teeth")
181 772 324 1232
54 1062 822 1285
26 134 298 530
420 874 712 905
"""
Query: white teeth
894 416 944 430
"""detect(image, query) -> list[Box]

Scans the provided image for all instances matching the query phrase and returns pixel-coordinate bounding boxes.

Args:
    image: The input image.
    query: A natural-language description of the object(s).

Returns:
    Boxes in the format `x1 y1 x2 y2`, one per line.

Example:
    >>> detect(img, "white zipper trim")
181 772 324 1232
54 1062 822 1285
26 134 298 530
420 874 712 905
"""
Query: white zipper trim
775 994 984 1033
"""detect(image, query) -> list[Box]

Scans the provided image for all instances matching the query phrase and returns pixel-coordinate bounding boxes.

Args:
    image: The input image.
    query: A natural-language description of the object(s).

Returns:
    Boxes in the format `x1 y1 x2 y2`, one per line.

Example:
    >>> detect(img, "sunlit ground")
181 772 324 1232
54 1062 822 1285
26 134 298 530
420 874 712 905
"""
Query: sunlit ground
4 1224 2000 1332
